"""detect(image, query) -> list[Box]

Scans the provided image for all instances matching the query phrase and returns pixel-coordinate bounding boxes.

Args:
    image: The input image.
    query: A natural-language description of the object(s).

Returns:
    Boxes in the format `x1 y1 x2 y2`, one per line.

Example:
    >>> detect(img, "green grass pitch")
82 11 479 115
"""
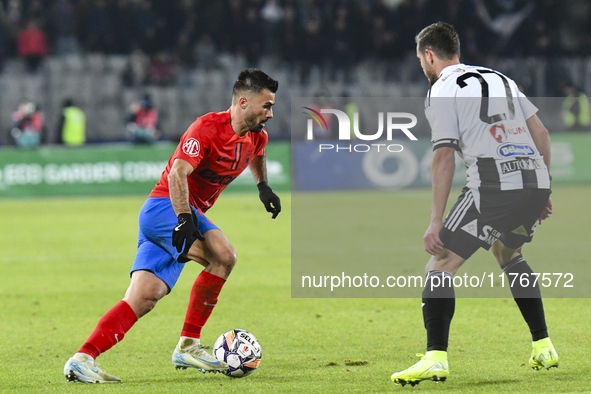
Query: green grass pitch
1 186 590 393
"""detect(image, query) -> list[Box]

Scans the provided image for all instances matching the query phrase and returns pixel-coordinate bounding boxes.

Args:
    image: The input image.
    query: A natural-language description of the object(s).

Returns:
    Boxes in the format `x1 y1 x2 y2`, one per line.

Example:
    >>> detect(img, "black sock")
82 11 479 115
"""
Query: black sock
422 271 455 351
501 255 548 341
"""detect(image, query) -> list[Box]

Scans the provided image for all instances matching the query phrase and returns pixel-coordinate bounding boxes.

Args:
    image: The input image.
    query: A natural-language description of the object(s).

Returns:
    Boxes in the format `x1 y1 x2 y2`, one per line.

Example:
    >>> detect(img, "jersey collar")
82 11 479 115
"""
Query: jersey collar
221 108 231 123
438 63 466 81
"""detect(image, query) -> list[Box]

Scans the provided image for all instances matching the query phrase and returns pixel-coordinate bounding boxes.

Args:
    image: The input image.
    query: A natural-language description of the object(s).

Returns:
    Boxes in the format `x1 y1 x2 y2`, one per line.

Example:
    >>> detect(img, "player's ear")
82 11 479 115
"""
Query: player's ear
425 49 435 64
239 95 249 110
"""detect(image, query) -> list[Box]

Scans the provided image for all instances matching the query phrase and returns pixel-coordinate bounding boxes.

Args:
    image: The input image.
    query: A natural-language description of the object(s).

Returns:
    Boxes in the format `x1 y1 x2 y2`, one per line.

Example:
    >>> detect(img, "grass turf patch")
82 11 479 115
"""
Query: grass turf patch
1 187 590 393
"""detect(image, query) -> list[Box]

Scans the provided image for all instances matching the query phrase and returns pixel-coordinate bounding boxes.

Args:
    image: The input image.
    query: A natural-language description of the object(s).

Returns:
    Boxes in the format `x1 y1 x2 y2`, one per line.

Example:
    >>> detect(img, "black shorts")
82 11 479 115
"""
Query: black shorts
440 187 551 259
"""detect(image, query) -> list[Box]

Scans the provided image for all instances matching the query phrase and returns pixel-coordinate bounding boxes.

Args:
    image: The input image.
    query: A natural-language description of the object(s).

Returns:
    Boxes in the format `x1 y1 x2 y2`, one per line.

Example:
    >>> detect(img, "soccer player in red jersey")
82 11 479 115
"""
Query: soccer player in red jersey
64 69 281 383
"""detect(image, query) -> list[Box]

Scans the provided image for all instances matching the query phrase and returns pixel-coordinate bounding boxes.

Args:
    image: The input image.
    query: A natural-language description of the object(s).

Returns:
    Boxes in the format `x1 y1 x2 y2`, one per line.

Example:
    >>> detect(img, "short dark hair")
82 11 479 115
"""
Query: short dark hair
415 22 460 60
232 69 278 97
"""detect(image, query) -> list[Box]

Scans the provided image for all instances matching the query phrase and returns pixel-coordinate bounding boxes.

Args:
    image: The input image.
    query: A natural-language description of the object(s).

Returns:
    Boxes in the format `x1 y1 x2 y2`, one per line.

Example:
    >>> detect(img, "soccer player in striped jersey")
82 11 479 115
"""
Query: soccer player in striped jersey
391 22 558 386
64 69 281 383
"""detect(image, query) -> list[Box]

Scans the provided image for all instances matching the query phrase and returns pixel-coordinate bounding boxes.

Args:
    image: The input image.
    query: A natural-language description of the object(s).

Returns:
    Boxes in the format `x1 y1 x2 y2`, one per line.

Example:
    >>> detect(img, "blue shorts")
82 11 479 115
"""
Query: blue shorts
130 197 219 292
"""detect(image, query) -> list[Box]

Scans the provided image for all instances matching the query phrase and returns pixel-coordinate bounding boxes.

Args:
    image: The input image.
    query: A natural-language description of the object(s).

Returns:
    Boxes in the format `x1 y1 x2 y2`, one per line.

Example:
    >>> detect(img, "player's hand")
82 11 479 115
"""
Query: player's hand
538 196 553 224
423 219 445 255
257 181 281 219
172 213 205 254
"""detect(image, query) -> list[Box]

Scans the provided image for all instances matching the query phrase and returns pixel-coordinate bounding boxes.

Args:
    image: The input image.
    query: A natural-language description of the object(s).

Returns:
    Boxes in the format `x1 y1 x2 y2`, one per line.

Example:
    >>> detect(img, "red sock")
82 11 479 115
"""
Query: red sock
181 270 226 339
78 300 138 359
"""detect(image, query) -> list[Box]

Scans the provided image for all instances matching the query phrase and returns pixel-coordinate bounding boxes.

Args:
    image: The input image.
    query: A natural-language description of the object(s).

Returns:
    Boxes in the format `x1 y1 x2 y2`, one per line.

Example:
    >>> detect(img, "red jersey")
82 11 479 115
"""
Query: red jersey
150 109 268 212
134 108 158 129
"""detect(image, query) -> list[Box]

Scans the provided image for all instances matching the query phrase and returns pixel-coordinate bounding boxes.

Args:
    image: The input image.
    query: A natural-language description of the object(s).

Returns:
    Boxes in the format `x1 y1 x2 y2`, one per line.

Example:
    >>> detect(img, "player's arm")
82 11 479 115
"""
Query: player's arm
527 114 551 170
168 158 204 253
250 151 281 219
168 158 194 215
424 146 456 255
526 114 553 222
249 153 267 185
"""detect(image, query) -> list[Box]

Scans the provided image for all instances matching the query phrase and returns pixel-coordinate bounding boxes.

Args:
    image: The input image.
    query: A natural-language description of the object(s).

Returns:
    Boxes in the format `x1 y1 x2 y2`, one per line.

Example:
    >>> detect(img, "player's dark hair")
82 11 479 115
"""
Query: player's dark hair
415 22 460 60
232 69 278 97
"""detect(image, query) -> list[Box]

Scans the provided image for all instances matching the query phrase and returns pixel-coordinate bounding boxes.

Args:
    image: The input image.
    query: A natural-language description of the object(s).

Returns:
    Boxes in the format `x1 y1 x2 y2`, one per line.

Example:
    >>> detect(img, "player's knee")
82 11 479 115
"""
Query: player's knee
124 283 167 318
124 294 159 318
216 246 237 273
138 296 159 317
503 250 523 265
424 249 463 276
492 241 522 265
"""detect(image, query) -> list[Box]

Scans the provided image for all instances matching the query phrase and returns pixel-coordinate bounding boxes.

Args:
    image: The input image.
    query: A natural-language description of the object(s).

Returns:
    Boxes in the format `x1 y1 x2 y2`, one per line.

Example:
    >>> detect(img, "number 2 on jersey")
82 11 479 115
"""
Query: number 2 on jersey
456 69 515 124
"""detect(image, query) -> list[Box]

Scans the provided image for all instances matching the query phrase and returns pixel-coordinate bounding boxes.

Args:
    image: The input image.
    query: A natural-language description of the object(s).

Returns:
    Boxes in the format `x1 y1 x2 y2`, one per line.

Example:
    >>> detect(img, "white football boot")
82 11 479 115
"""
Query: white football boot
172 336 228 373
64 353 121 383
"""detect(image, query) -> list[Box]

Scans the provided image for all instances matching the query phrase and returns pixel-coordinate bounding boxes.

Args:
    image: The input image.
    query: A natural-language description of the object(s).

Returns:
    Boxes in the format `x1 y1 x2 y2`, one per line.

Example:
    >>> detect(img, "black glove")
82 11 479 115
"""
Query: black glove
172 213 205 254
257 181 281 219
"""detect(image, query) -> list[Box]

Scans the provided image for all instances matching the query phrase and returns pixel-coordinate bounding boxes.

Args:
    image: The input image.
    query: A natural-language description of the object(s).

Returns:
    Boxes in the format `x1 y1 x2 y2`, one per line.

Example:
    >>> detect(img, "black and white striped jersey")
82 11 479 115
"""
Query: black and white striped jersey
425 64 551 191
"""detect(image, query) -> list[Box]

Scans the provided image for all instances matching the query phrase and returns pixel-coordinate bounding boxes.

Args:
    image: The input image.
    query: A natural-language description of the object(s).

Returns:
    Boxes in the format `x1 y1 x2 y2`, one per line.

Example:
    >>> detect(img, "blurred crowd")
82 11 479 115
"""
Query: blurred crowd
7 92 163 148
2 0 590 146
0 0 590 78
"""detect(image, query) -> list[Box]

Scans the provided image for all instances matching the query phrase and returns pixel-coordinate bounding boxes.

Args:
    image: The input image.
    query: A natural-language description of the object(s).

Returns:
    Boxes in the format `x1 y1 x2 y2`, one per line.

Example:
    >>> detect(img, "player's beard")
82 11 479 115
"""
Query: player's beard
245 112 266 133
424 65 439 85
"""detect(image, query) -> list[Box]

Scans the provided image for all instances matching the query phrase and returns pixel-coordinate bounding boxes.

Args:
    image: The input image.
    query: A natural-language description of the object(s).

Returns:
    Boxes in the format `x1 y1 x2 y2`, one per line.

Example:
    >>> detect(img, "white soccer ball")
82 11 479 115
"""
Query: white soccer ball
213 329 262 377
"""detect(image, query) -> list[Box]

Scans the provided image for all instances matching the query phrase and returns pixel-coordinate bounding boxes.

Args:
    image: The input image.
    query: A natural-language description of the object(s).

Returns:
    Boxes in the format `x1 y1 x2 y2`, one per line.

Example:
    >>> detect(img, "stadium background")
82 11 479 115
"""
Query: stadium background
1 0 591 197
0 0 590 144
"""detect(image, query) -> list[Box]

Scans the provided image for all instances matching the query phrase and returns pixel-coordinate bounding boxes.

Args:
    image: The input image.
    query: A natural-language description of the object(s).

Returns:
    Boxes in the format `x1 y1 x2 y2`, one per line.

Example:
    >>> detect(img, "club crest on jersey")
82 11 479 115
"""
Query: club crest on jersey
245 148 254 165
497 143 535 157
489 124 506 142
183 138 201 157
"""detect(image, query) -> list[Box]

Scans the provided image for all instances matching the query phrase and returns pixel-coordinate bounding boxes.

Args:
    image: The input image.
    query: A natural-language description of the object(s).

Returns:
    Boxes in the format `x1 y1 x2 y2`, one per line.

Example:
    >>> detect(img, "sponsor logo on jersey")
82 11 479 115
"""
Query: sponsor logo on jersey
478 225 502 246
197 168 235 186
460 219 501 246
497 143 535 157
501 158 545 174
216 156 230 162
506 126 527 136
183 138 201 157
489 124 507 142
